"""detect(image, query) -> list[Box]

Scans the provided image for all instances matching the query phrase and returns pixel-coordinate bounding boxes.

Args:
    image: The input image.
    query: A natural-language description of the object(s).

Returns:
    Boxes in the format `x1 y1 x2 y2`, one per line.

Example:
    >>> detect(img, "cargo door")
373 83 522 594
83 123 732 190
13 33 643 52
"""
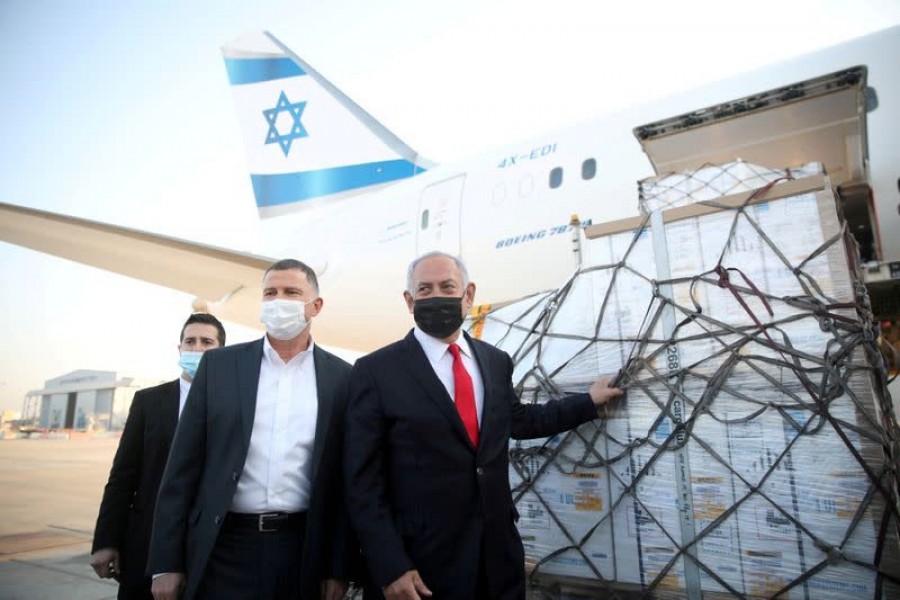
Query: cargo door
633 67 870 186
633 66 882 259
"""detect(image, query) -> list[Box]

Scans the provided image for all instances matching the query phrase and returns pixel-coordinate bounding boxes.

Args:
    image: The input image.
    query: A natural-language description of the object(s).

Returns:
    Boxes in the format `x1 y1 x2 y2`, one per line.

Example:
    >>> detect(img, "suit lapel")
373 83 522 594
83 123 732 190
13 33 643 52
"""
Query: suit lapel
401 331 475 451
238 338 265 452
309 345 334 486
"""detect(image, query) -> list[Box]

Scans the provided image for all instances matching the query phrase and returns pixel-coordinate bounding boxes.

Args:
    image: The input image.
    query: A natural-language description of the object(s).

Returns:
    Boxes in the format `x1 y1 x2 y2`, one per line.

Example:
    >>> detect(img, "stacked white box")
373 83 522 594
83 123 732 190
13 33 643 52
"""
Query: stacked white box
470 167 900 598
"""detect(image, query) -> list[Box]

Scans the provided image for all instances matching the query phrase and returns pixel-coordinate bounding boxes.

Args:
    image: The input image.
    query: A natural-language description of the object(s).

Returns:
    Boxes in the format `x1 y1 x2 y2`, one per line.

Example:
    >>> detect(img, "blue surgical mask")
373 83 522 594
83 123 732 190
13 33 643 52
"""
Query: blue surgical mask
179 351 203 378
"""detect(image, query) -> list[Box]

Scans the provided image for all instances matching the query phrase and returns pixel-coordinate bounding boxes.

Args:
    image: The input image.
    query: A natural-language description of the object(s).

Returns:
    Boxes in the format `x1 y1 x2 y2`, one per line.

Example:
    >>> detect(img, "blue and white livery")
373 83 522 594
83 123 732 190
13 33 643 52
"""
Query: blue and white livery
1 26 898 355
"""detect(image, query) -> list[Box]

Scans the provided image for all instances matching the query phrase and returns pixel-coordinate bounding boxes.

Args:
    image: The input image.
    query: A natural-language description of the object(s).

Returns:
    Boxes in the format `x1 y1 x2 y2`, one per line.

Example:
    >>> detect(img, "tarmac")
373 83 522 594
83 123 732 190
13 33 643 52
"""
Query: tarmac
0 436 573 600
0 436 119 599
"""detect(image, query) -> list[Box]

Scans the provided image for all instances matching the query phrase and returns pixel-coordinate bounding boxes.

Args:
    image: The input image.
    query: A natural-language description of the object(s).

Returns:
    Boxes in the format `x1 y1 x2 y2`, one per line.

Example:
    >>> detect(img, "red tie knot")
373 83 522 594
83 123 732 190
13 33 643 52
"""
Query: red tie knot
449 343 462 358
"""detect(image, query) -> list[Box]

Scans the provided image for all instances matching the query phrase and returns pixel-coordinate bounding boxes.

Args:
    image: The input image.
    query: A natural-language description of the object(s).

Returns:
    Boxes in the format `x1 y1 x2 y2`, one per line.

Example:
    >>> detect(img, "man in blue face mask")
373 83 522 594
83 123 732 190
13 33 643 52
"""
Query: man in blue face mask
90 313 225 599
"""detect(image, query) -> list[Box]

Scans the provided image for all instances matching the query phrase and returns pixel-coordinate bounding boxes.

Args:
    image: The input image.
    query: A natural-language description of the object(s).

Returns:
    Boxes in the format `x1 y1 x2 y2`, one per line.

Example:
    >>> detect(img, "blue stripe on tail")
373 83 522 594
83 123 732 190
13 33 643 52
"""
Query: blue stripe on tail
225 57 306 85
251 160 425 208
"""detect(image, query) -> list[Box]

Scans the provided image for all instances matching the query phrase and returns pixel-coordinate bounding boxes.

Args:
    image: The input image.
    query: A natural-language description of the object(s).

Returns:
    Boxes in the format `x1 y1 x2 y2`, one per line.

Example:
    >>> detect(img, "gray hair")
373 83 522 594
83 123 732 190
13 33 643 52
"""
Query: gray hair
406 251 470 292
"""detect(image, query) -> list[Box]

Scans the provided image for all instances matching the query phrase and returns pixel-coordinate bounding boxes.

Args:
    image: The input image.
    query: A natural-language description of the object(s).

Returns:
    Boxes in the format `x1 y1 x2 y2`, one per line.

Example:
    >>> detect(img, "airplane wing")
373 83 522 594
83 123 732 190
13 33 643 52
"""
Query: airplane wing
0 201 271 330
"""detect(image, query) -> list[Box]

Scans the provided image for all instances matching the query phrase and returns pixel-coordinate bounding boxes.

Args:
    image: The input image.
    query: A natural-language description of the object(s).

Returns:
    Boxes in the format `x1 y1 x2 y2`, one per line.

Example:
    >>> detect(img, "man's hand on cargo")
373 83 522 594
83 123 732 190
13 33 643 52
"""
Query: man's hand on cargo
89 547 120 579
321 578 347 600
151 572 185 600
383 569 432 600
589 377 624 407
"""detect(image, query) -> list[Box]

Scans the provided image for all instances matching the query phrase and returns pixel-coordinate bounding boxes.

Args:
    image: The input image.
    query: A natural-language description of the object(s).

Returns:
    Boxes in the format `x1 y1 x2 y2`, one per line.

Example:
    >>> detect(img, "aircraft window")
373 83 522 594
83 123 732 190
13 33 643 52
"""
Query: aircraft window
421 209 429 230
492 183 506 206
582 158 597 180
519 175 534 197
549 167 563 189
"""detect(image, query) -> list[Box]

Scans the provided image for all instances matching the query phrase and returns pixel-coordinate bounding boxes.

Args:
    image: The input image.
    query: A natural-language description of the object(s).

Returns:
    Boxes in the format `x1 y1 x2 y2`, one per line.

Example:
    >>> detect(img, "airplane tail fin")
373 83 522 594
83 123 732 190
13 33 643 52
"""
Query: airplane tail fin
222 31 433 217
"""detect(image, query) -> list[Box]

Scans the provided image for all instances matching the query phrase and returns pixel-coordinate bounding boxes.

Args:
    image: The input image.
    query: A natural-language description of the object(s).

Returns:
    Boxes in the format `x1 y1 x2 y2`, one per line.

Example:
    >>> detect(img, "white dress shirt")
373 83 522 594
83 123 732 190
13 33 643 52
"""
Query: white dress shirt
413 327 485 425
230 336 318 513
178 377 191 417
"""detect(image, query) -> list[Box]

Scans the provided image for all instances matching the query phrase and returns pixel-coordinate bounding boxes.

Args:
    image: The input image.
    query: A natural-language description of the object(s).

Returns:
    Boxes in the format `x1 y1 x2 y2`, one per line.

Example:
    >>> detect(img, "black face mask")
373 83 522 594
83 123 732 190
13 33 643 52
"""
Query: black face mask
413 296 465 339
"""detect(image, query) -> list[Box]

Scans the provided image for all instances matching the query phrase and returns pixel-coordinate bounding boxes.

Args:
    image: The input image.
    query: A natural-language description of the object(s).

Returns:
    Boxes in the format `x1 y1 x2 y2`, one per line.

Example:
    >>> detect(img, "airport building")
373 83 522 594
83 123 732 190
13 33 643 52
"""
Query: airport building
21 370 160 432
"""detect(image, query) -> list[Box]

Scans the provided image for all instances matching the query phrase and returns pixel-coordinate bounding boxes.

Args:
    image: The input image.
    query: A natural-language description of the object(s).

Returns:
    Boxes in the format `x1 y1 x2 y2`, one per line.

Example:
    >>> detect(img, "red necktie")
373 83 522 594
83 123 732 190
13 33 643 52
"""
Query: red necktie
448 343 479 447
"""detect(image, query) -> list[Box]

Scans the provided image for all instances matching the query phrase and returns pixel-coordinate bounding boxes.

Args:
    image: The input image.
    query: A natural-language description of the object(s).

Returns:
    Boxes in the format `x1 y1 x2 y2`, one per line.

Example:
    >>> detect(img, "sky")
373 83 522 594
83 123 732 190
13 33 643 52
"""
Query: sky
1 0 899 413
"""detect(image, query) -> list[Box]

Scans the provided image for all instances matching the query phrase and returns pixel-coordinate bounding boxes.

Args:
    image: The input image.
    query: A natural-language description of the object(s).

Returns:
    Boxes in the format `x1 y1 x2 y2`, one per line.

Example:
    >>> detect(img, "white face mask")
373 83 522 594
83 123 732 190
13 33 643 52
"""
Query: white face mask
259 298 315 340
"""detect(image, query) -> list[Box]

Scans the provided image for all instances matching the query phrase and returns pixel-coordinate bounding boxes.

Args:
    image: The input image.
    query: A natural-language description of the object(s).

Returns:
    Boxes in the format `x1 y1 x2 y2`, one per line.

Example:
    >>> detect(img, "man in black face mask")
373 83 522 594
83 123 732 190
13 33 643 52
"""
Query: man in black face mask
345 251 623 600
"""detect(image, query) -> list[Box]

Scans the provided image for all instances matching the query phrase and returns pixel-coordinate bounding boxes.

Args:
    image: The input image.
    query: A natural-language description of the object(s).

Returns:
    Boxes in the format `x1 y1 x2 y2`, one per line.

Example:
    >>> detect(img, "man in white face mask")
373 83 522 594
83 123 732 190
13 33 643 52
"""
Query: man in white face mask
150 259 354 600
91 312 225 599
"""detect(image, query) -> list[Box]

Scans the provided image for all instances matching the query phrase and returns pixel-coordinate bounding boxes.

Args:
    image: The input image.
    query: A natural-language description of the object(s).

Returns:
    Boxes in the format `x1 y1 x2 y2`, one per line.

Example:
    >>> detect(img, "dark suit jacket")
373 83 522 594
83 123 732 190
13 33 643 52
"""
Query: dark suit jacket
345 330 598 600
148 339 354 600
92 379 180 586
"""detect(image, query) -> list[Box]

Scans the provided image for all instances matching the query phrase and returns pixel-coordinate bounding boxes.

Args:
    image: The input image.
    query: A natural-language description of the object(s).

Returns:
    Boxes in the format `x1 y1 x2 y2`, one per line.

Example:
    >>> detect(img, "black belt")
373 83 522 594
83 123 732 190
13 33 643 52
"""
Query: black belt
224 511 307 533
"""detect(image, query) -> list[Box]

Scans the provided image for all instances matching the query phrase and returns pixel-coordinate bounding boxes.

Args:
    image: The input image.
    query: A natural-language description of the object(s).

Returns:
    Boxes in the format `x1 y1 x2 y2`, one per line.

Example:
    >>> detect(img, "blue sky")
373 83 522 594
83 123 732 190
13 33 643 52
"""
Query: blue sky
1 0 899 412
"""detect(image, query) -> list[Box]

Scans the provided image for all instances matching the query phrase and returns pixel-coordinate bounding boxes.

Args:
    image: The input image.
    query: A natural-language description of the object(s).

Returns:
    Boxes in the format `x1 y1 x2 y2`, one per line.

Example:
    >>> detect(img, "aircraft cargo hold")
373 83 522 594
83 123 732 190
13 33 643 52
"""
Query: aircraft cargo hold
469 164 900 599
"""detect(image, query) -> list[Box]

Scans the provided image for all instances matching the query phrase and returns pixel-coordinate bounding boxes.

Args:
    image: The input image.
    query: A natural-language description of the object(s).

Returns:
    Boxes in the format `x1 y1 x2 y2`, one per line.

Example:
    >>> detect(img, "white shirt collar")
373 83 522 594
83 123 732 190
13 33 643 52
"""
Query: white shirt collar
413 326 472 362
263 334 315 366
178 376 191 417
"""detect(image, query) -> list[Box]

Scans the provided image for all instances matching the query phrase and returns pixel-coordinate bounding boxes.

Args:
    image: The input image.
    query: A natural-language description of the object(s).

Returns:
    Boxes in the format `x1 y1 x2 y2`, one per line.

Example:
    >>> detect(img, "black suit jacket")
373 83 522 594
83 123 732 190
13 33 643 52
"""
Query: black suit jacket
148 339 354 600
92 379 180 586
345 330 598 600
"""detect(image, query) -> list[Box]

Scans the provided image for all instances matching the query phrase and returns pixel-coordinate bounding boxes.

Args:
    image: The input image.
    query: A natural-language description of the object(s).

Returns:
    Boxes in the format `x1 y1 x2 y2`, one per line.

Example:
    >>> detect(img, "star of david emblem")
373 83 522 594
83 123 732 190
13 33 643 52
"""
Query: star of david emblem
263 91 308 156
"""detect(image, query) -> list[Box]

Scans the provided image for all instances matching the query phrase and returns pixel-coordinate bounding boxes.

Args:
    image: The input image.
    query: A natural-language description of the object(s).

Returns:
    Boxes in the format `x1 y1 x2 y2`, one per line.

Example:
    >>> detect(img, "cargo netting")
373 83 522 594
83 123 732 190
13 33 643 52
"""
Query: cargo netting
469 169 900 599
638 160 824 215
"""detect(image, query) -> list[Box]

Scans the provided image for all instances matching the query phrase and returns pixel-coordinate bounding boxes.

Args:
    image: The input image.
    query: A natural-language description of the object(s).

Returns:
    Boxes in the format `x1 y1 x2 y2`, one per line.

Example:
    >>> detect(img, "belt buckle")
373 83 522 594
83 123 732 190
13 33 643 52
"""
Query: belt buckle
258 512 280 533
